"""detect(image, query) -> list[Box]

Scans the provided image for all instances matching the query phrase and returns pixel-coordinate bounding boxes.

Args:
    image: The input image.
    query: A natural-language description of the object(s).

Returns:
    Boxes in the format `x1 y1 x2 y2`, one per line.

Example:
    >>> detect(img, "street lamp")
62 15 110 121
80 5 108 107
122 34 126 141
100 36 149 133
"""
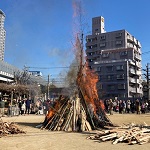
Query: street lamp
47 74 51 100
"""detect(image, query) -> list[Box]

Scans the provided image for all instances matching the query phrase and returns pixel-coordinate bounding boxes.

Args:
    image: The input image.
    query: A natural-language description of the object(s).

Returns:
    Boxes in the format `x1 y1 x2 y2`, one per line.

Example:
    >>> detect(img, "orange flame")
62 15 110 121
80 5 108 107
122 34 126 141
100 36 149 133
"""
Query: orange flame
77 62 99 114
45 100 61 121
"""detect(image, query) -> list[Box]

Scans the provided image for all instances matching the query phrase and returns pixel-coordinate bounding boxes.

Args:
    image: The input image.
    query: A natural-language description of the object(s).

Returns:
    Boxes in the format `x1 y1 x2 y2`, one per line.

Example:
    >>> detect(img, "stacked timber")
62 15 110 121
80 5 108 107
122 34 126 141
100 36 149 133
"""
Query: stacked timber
0 118 25 137
42 96 92 132
42 91 114 132
87 123 150 145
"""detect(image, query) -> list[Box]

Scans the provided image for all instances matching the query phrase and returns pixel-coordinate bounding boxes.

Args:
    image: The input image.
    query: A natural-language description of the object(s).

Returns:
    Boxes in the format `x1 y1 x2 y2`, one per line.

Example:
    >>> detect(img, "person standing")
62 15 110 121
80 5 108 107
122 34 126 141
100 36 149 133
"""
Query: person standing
122 100 126 113
108 99 114 115
18 100 22 115
0 99 5 117
135 99 140 114
21 100 26 115
25 98 31 114
119 100 123 114
141 102 146 114
126 100 131 113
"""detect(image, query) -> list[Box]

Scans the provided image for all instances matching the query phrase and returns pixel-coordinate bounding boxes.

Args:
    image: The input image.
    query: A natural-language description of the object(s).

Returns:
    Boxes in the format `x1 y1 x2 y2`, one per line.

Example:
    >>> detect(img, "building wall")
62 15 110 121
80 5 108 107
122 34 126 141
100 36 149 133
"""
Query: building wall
86 16 143 100
0 60 19 82
0 10 6 61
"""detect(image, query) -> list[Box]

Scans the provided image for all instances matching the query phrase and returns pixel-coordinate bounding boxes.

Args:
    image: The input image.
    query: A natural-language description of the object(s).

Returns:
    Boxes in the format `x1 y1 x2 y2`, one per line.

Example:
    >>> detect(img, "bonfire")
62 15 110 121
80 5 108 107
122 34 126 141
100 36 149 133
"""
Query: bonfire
41 0 113 132
41 32 113 132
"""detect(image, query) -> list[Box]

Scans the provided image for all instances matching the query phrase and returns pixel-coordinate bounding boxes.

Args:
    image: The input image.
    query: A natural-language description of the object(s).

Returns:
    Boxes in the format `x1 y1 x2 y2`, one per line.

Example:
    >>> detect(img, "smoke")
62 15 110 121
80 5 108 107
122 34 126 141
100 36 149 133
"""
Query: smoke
72 0 85 36
61 0 85 94
4 0 73 71
47 47 74 66
3 0 88 91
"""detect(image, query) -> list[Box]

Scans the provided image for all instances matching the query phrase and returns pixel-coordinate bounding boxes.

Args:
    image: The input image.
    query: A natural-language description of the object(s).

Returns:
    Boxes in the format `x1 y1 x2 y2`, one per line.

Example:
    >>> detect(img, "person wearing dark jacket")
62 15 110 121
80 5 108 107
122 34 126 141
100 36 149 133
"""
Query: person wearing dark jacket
18 100 22 115
25 99 31 114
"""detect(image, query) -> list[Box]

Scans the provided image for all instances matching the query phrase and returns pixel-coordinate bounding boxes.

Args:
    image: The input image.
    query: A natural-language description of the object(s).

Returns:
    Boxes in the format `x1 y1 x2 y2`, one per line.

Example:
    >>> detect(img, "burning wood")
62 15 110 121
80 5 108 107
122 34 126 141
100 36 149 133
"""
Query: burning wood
41 33 113 132
0 118 26 137
42 95 93 132
42 2 113 131
87 124 150 145
42 89 113 132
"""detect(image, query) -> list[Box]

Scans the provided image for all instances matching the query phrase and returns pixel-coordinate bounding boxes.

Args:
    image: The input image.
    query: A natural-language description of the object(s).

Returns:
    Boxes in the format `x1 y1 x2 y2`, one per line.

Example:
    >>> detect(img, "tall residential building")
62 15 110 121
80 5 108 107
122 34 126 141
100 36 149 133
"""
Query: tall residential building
0 9 6 61
86 16 143 100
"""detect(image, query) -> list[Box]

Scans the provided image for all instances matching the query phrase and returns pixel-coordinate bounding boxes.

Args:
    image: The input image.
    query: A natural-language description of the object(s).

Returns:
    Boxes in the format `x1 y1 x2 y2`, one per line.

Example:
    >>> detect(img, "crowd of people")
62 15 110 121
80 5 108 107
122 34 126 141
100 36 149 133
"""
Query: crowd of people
0 98 54 117
1 97 150 117
17 98 53 116
104 99 150 115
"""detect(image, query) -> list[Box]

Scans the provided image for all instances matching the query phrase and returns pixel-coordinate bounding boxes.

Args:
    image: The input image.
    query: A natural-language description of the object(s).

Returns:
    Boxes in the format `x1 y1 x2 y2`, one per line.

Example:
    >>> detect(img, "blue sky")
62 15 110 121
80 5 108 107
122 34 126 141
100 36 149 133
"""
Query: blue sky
1 0 150 82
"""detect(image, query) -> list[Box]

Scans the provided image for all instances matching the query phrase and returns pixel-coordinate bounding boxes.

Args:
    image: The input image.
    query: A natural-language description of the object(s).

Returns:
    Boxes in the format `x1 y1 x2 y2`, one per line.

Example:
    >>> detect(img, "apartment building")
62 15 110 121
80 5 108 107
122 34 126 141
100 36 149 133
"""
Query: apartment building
0 9 6 61
86 16 143 100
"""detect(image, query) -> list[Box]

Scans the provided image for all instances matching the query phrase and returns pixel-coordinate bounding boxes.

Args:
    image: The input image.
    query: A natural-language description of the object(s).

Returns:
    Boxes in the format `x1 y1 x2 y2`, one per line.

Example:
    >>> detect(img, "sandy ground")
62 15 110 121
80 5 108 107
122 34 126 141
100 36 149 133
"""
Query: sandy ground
1 113 150 150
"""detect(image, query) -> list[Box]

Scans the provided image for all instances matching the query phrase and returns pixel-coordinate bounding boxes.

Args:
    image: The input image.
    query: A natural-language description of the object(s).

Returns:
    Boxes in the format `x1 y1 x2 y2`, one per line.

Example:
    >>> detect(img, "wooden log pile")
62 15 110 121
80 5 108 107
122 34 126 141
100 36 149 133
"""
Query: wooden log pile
42 97 92 132
42 93 113 132
87 124 150 145
0 118 26 137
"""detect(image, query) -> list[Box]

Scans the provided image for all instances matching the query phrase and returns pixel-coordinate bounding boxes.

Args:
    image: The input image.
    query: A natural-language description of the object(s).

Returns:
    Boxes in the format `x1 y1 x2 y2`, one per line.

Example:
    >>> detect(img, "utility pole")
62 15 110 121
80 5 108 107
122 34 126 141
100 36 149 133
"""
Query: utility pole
146 63 150 101
47 74 50 99
10 90 14 116
143 63 150 101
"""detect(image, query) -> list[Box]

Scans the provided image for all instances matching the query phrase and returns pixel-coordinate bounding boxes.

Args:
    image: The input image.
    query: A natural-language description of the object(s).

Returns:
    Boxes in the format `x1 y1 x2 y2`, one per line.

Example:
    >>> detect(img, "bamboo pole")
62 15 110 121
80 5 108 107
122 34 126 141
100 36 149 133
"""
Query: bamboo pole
72 100 76 131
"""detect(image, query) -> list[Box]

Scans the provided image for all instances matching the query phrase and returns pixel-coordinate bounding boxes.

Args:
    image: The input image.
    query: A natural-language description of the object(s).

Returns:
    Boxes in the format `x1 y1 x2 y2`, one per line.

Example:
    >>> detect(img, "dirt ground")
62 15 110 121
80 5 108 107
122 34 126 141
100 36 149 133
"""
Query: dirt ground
1 113 150 150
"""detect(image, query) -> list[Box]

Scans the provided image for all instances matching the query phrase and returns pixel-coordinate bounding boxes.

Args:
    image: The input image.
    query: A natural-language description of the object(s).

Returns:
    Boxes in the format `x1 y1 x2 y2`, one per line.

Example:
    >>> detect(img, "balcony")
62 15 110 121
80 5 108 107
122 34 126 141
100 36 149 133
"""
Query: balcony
136 62 141 68
134 54 141 61
127 35 133 42
133 37 137 44
129 60 135 66
129 68 136 74
137 88 143 94
129 87 136 93
136 70 142 75
127 43 133 48
87 55 94 60
86 46 97 52
129 77 136 83
137 40 141 48
86 40 97 47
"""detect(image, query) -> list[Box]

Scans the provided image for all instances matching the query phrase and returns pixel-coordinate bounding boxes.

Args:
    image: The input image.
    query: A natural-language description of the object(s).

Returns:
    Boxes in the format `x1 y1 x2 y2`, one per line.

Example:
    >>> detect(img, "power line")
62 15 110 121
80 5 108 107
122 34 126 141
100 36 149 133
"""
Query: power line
142 50 150 55
27 66 78 69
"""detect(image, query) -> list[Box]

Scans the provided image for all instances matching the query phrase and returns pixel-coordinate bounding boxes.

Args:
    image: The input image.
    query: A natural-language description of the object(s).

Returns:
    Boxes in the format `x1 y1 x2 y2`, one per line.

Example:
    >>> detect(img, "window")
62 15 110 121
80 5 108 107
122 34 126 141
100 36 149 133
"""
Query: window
97 67 101 71
93 44 97 48
98 75 103 81
89 52 93 56
106 66 113 72
117 74 124 79
100 43 106 47
116 32 122 38
108 84 115 91
118 84 125 90
116 65 124 70
120 51 127 56
116 40 122 45
86 38 92 42
87 46 92 49
102 53 109 58
118 94 126 98
100 35 106 40
107 75 114 81
98 84 103 89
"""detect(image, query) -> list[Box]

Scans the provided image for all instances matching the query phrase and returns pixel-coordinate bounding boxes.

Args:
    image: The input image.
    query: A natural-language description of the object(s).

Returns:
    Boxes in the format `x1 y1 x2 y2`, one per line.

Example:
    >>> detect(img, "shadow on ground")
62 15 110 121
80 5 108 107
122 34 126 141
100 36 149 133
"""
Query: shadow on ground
15 122 42 128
